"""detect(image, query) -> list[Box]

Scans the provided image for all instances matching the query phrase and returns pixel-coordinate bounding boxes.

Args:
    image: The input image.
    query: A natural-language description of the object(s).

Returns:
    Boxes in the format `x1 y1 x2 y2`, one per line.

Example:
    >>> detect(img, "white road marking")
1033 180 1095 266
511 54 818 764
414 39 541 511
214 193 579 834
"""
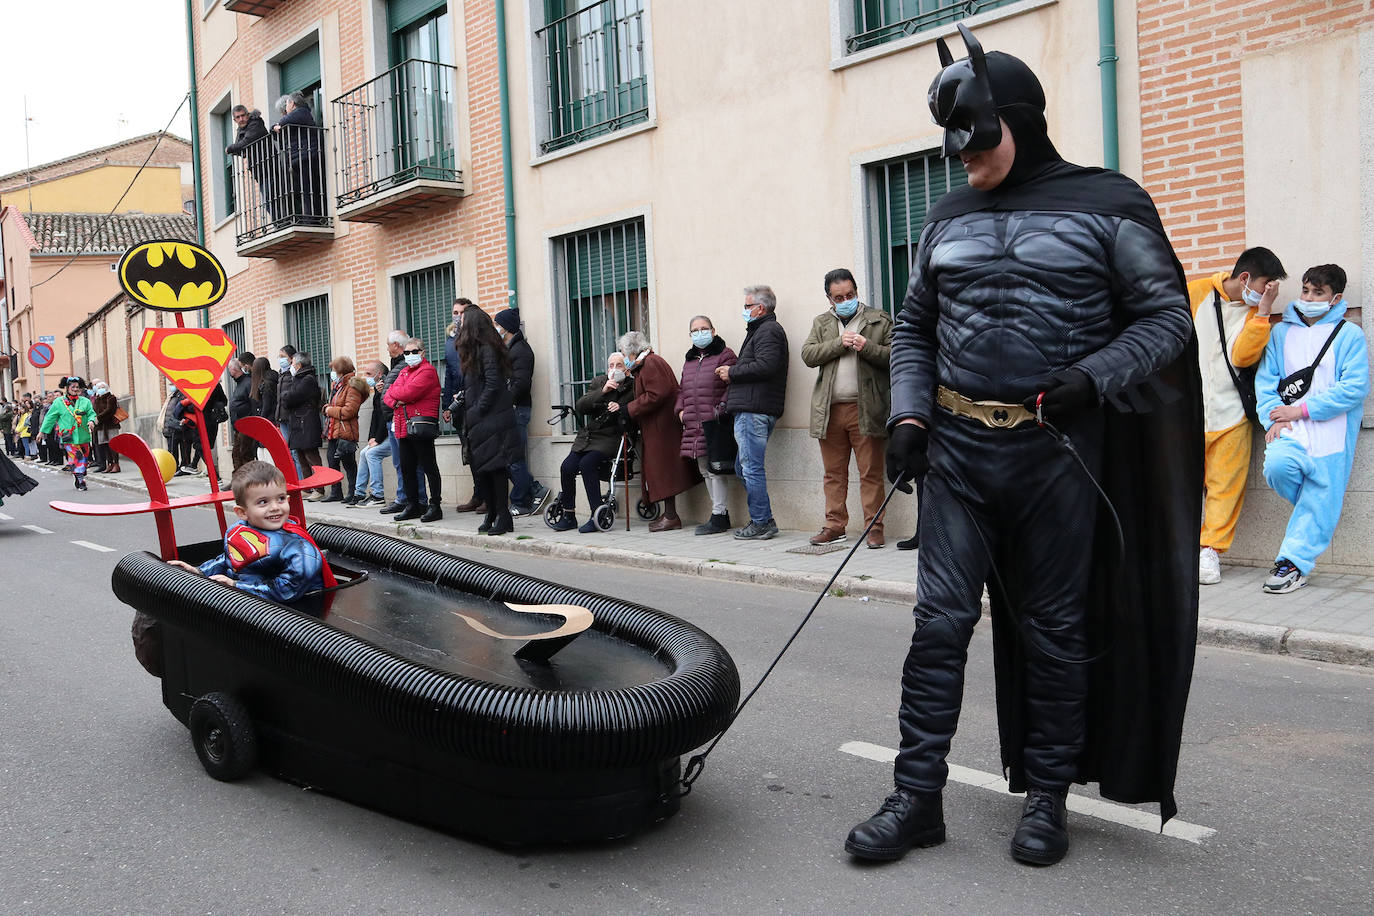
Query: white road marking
71 540 116 553
838 740 1216 845
0 512 12 520
21 524 53 535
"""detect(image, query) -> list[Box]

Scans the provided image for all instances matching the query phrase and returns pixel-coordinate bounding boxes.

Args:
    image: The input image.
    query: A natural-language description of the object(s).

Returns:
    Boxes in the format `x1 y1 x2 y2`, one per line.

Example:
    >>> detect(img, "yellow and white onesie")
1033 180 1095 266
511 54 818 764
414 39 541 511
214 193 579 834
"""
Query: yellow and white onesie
1188 272 1275 553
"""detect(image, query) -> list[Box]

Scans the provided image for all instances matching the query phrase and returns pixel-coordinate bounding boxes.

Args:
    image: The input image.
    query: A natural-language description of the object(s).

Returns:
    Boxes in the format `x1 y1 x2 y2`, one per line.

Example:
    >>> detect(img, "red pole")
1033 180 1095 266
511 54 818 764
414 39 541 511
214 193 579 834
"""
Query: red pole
174 312 227 534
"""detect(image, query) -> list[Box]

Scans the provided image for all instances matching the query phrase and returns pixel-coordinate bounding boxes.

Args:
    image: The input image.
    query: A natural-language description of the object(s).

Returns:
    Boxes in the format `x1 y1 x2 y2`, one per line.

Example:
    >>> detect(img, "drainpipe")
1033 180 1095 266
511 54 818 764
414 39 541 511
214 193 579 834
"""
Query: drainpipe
495 0 518 310
1097 0 1120 171
184 0 208 326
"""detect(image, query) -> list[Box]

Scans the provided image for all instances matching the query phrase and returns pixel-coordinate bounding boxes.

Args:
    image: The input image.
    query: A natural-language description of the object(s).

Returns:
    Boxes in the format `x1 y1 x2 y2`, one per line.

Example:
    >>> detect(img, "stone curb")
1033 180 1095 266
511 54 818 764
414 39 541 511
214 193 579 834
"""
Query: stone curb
92 474 1374 668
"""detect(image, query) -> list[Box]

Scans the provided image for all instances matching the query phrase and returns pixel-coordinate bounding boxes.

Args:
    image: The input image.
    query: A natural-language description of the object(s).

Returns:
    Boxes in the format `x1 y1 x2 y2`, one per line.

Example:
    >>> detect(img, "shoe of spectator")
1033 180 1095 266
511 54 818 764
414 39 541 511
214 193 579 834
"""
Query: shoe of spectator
510 505 532 518
735 519 778 540
694 513 731 536
455 497 484 513
550 515 578 532
897 533 920 551
649 516 682 533
577 519 600 534
1263 558 1307 594
394 504 424 521
810 527 846 546
357 495 386 508
1199 547 1221 585
179 465 198 475
530 483 551 513
173 468 192 477
420 504 443 523
866 533 885 549
320 493 344 503
379 501 406 514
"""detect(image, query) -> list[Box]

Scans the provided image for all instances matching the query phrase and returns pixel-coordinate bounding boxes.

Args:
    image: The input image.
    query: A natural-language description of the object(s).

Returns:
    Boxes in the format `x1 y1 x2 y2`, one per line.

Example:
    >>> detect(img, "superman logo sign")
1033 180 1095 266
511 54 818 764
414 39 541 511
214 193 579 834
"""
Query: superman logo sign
138 328 237 409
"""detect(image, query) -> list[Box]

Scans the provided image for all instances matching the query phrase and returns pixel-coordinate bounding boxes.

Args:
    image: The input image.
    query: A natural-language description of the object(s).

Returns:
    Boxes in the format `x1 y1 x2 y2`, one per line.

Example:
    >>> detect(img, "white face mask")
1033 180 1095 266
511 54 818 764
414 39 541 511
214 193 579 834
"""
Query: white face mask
608 368 626 383
404 353 423 367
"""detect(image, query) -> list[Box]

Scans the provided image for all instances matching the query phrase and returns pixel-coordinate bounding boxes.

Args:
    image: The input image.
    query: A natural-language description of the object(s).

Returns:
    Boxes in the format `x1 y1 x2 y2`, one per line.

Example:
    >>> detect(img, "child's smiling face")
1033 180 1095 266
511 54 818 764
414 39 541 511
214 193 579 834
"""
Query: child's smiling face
235 481 290 531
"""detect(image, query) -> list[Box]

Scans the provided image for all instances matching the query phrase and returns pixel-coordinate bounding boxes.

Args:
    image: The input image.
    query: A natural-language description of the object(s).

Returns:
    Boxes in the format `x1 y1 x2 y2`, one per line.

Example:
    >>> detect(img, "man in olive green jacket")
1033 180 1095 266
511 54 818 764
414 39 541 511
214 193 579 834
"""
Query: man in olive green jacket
800 268 893 548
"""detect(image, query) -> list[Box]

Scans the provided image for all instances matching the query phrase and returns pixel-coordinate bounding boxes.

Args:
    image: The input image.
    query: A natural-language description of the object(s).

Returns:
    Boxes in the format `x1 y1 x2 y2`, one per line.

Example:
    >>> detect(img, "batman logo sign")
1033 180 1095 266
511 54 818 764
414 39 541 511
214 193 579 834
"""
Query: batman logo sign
118 240 227 312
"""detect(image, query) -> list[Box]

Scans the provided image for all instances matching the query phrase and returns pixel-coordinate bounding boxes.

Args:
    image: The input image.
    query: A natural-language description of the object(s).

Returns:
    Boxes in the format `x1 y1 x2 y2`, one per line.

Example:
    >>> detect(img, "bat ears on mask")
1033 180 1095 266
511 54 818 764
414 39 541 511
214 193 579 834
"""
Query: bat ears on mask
928 23 1003 158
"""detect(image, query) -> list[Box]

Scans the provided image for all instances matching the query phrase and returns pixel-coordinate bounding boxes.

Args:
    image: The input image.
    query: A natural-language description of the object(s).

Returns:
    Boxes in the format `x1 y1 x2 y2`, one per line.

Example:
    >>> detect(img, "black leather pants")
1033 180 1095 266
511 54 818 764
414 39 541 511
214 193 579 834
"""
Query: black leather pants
894 409 1103 792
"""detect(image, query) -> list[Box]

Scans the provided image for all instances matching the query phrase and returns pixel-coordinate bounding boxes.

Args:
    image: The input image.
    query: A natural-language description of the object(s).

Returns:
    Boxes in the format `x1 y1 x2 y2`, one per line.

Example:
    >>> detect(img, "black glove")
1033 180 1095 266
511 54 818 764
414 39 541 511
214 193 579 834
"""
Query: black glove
885 422 930 493
1024 368 1096 425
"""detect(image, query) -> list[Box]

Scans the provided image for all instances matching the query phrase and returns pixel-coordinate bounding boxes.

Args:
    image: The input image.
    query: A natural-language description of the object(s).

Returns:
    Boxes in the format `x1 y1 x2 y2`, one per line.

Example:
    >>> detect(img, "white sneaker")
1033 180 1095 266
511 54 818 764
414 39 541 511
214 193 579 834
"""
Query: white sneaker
1263 558 1307 595
1198 547 1221 585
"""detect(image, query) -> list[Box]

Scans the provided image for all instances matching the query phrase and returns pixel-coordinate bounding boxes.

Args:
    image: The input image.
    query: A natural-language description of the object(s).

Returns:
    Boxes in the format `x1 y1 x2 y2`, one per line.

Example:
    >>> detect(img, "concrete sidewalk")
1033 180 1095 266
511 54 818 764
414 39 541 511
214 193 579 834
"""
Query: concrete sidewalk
74 461 1374 668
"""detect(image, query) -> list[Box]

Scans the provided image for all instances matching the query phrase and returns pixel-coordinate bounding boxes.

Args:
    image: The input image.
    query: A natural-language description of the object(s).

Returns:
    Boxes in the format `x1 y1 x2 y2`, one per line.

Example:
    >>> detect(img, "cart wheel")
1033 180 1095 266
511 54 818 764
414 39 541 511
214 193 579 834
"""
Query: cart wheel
594 503 616 531
189 692 257 782
543 498 564 529
637 498 662 521
606 493 619 514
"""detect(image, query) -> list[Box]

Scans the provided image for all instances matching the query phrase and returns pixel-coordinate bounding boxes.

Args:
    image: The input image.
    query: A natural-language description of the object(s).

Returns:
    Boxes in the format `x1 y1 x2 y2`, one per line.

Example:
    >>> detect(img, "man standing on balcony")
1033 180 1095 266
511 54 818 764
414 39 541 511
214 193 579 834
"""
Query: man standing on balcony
844 25 1201 868
273 92 324 220
225 105 275 220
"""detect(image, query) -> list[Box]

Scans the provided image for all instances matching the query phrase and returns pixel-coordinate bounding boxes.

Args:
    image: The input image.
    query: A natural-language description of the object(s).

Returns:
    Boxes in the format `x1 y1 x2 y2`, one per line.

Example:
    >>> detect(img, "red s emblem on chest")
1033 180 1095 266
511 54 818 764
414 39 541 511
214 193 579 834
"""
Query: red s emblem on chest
225 527 271 571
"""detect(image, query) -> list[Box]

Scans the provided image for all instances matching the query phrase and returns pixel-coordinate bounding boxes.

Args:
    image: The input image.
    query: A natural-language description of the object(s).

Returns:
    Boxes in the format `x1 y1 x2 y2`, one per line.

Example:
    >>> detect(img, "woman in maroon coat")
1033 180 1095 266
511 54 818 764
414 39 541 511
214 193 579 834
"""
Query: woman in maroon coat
619 330 700 532
675 316 737 535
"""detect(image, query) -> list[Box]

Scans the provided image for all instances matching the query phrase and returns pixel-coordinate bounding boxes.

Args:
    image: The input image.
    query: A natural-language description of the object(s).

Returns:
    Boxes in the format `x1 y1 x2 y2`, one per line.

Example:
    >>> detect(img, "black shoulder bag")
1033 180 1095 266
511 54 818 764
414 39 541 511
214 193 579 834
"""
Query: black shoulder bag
1212 291 1260 425
1277 320 1349 406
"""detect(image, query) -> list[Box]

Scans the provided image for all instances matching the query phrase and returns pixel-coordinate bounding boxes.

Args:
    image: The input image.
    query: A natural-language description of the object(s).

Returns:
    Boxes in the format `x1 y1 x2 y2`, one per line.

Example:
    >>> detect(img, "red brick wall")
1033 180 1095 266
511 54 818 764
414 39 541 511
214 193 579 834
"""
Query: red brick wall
193 0 507 360
1136 0 1373 275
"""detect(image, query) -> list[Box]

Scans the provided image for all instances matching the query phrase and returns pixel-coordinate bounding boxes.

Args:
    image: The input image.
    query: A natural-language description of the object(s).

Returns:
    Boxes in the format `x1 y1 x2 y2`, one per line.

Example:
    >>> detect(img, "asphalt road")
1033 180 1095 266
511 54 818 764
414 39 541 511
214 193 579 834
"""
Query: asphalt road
2 474 1372 915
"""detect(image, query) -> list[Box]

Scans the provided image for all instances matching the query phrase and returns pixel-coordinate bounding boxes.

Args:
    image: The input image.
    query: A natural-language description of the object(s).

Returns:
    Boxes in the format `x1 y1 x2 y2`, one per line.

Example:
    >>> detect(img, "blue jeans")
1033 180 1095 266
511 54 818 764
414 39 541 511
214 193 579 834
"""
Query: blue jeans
508 405 538 508
354 442 386 499
278 422 304 478
733 411 777 524
388 431 425 504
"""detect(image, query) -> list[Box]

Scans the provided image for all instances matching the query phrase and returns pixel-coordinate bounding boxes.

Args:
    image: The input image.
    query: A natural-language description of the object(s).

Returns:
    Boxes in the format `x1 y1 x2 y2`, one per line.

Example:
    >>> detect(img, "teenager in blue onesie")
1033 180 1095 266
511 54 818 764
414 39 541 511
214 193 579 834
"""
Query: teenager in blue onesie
1255 264 1369 594
169 459 327 602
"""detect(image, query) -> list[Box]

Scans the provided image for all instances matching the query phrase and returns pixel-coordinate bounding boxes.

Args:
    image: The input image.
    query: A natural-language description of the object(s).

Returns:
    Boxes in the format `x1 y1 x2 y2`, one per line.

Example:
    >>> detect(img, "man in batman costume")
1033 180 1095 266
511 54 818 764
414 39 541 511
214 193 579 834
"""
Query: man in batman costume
845 26 1203 867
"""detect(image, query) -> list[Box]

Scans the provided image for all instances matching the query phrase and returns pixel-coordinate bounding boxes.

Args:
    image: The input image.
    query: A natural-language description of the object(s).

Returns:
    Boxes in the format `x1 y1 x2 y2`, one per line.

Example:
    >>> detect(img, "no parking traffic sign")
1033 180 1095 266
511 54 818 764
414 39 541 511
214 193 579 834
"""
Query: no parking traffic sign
27 342 54 369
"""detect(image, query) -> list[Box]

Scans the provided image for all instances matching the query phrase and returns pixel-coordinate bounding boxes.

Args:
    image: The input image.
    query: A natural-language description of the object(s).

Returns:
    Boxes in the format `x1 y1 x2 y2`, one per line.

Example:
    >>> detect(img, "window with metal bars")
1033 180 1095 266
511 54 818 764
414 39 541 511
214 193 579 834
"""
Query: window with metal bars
867 151 967 316
848 0 1019 54
392 262 457 433
551 217 648 432
536 0 649 153
283 295 332 392
222 318 246 365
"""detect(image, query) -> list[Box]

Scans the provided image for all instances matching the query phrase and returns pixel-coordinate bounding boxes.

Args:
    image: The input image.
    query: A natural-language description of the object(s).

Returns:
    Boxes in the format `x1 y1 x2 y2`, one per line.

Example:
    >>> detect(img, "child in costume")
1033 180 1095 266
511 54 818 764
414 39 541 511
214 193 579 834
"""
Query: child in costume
38 376 95 490
169 460 331 602
1255 264 1369 594
1187 247 1285 585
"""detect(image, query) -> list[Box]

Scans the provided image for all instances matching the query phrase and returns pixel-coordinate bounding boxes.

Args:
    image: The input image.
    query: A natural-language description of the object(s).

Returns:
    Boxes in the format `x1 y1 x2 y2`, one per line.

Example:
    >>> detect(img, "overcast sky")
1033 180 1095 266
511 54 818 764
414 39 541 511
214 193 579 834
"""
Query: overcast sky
0 1 192 178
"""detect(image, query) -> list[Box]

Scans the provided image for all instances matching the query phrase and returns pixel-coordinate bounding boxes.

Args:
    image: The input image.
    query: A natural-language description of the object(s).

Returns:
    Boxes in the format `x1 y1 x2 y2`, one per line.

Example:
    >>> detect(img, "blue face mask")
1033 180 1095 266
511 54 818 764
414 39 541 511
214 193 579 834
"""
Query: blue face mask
277 357 290 371
833 296 859 319
1241 283 1263 307
404 353 422 367
691 330 714 349
1294 298 1335 319
365 376 376 388
742 306 756 323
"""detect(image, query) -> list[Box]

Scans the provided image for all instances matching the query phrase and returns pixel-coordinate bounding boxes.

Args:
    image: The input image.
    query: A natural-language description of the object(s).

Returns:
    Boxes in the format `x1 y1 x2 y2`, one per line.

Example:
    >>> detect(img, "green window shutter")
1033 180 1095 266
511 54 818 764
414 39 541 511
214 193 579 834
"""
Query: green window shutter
870 152 967 316
392 263 456 433
280 45 322 96
284 295 332 393
221 109 236 216
387 0 447 33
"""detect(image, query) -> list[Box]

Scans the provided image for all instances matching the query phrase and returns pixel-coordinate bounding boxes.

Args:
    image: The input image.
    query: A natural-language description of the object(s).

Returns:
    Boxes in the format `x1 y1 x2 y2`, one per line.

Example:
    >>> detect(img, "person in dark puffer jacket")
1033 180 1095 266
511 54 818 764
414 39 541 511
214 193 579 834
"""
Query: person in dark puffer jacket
676 316 737 535
719 285 788 540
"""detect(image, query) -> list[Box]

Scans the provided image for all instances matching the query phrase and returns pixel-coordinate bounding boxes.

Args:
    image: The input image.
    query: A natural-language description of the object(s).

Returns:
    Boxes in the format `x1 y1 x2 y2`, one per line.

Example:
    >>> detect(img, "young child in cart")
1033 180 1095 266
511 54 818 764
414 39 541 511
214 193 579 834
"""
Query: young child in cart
169 460 329 602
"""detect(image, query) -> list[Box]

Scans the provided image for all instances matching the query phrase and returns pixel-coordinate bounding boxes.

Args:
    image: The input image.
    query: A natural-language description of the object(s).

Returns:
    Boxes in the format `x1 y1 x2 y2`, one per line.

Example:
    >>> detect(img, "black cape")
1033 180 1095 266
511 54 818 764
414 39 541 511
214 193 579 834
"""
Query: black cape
935 159 1203 823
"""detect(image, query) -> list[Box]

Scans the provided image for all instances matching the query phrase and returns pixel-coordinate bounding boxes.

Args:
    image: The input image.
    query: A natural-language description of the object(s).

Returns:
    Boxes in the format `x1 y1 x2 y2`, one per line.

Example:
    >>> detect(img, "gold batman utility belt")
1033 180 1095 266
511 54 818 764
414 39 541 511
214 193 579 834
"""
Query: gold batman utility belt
936 385 1037 429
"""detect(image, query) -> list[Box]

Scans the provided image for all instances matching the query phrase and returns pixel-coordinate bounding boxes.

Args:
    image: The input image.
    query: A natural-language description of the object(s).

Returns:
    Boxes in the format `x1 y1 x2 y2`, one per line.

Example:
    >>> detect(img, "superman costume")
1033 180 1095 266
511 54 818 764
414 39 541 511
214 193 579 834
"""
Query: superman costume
199 518 333 602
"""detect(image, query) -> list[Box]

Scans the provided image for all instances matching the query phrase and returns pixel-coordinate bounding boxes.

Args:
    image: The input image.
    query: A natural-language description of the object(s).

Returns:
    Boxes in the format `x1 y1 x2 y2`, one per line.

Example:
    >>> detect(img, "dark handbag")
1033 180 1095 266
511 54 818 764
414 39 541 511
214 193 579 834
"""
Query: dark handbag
405 412 440 439
336 438 358 456
1212 292 1260 425
702 413 737 475
1277 320 1349 405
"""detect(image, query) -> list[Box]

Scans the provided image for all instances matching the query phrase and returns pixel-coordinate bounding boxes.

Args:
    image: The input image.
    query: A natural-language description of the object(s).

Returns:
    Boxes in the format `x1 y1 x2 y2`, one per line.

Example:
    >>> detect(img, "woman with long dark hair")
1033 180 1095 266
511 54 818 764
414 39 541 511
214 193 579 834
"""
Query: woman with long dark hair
456 308 523 535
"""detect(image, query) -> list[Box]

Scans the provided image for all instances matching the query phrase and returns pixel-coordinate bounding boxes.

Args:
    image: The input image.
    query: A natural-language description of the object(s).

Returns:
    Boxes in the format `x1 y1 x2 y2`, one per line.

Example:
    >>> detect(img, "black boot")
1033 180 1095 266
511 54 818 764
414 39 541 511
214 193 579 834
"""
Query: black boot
477 509 494 534
420 503 443 523
1010 787 1069 866
844 788 944 861
487 512 514 536
694 512 731 536
393 503 424 521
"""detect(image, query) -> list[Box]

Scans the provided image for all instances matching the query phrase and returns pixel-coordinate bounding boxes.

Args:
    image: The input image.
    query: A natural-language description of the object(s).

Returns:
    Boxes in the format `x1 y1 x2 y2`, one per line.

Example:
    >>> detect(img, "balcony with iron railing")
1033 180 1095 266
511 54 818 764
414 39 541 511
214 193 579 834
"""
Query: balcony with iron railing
537 0 649 155
331 59 463 222
223 0 287 16
232 124 334 257
846 1 1016 54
